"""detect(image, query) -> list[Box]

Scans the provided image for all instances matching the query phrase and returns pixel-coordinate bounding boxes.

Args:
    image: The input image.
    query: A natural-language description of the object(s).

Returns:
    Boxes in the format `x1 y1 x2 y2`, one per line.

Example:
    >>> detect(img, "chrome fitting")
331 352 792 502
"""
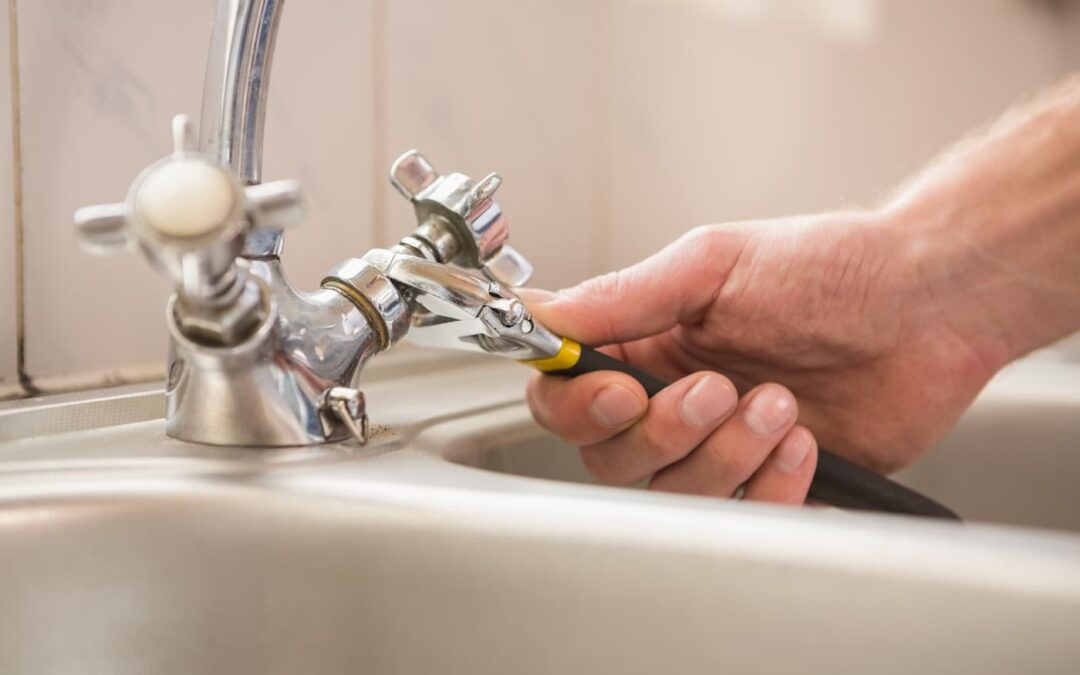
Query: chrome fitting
319 387 369 446
173 274 266 346
395 216 463 263
321 254 409 350
389 150 533 287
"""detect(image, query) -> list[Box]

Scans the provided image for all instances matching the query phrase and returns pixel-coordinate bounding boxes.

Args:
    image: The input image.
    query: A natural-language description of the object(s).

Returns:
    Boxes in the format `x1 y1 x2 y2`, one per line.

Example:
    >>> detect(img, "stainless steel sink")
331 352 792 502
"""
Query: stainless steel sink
897 361 1080 532
1 353 1079 674
443 360 1080 534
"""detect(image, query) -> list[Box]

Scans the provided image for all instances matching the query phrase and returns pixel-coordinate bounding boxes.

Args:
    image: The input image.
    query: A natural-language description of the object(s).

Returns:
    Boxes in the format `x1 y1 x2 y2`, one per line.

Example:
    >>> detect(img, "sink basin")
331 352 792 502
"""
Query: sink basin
1 353 1079 674
897 361 1080 532
443 360 1080 534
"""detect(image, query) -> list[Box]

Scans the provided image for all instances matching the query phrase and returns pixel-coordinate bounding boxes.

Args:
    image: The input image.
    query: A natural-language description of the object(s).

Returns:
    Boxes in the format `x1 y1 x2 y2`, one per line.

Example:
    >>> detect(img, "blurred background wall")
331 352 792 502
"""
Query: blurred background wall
1 0 1078 397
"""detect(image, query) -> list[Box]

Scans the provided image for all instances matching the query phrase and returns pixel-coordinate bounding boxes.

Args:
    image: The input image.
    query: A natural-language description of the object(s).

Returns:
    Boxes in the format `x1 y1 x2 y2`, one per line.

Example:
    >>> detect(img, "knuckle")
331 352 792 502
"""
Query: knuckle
680 224 716 247
637 419 687 464
578 409 613 446
706 439 756 483
679 223 749 262
579 446 619 485
576 269 627 303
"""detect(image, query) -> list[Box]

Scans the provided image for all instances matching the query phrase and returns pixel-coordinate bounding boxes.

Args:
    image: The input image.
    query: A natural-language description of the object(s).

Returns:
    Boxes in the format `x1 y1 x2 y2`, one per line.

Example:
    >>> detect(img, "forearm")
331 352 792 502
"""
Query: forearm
885 75 1080 363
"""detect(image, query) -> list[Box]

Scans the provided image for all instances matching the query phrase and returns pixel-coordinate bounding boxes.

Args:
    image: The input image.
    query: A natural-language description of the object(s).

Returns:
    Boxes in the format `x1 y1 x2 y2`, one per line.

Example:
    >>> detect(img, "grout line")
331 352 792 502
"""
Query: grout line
370 0 387 246
6 0 35 396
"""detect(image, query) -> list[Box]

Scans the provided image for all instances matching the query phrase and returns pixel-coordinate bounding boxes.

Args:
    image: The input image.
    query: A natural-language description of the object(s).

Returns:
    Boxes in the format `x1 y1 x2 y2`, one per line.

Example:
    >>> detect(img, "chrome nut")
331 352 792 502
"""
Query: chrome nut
174 276 267 346
321 255 409 350
396 216 462 263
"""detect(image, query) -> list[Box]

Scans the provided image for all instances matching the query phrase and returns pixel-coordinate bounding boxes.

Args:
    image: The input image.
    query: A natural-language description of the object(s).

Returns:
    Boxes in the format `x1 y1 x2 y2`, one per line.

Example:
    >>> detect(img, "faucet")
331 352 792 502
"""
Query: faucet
66 1 961 520
71 0 537 447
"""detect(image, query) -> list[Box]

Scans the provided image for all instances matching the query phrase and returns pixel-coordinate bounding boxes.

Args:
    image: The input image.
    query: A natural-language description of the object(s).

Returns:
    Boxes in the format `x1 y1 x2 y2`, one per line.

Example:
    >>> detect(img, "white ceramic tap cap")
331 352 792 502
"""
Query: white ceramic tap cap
137 159 235 238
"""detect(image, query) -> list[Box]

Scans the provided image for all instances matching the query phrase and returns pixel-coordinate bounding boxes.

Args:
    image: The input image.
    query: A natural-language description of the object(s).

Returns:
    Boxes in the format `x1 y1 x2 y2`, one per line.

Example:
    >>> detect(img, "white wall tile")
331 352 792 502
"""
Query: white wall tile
18 0 374 386
17 1 209 384
10 0 1080 389
0 2 20 393
601 0 1078 268
383 0 604 291
260 0 376 292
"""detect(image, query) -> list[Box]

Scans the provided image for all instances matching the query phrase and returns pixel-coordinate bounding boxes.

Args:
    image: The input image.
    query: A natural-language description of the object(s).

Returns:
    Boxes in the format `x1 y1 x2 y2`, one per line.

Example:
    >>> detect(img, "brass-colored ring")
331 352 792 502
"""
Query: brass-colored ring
321 278 391 350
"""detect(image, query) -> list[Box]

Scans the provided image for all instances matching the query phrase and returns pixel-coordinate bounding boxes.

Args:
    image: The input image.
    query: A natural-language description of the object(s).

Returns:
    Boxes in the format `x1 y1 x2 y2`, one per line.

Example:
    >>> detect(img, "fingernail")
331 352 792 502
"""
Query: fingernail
680 374 737 428
743 385 796 436
590 384 645 428
774 428 814 472
516 288 560 306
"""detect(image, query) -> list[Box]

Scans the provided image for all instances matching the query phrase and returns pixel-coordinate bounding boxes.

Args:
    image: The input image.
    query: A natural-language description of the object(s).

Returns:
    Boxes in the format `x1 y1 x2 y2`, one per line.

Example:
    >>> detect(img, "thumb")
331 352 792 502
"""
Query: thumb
517 227 737 346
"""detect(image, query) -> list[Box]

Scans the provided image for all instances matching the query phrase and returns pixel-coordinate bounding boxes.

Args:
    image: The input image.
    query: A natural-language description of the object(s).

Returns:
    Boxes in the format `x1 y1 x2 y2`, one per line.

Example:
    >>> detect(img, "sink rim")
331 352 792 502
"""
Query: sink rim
1 354 1078 606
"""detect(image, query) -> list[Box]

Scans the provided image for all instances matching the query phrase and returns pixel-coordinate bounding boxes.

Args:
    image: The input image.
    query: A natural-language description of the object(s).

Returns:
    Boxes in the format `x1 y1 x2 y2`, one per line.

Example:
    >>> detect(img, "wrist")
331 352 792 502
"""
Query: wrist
880 83 1080 365
881 185 1080 368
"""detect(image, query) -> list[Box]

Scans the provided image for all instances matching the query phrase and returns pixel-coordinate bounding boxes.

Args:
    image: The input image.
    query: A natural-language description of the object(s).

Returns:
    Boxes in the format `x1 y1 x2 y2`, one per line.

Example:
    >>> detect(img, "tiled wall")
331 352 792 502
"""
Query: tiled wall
1 0 1078 397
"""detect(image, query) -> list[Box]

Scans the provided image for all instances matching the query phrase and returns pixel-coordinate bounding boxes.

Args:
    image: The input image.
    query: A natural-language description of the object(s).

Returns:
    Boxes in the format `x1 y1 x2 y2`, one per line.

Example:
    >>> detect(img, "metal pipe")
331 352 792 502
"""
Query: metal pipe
199 0 286 185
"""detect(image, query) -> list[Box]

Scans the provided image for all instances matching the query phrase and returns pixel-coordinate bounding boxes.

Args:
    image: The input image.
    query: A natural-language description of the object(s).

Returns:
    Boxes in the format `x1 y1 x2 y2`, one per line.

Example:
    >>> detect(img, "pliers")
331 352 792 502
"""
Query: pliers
383 254 960 520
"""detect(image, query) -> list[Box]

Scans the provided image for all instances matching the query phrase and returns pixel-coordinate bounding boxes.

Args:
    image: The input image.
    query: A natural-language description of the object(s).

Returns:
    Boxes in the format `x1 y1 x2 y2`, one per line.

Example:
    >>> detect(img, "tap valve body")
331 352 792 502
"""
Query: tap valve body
75 114 304 347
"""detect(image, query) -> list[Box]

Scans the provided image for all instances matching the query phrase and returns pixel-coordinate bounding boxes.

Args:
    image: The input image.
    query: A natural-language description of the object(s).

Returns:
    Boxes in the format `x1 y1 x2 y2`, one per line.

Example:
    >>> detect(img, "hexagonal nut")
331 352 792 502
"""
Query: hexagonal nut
175 279 267 346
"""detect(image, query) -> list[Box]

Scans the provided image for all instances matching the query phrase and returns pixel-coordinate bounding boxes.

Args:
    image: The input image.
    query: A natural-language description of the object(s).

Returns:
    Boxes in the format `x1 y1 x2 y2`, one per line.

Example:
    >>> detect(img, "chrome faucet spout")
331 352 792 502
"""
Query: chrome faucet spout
200 0 285 185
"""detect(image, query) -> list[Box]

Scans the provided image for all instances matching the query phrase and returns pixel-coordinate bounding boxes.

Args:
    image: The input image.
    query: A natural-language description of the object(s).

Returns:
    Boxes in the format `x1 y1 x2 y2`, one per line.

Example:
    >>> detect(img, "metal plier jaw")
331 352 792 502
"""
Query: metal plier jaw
363 250 562 362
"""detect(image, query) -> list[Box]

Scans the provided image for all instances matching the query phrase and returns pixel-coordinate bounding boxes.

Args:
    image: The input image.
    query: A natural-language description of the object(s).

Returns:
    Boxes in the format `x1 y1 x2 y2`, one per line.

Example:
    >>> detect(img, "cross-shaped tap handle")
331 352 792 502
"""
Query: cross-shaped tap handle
74 114 306 301
389 150 534 288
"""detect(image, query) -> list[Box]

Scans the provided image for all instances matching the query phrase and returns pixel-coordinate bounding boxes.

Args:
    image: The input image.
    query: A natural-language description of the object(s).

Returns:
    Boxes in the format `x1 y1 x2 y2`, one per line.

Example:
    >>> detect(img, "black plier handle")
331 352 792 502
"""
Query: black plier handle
525 338 960 521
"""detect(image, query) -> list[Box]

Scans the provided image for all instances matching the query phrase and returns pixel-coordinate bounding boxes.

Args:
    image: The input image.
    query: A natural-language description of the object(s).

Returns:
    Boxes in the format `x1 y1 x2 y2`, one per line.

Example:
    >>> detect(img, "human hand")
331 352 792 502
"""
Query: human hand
523 212 1005 503
525 77 1080 505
